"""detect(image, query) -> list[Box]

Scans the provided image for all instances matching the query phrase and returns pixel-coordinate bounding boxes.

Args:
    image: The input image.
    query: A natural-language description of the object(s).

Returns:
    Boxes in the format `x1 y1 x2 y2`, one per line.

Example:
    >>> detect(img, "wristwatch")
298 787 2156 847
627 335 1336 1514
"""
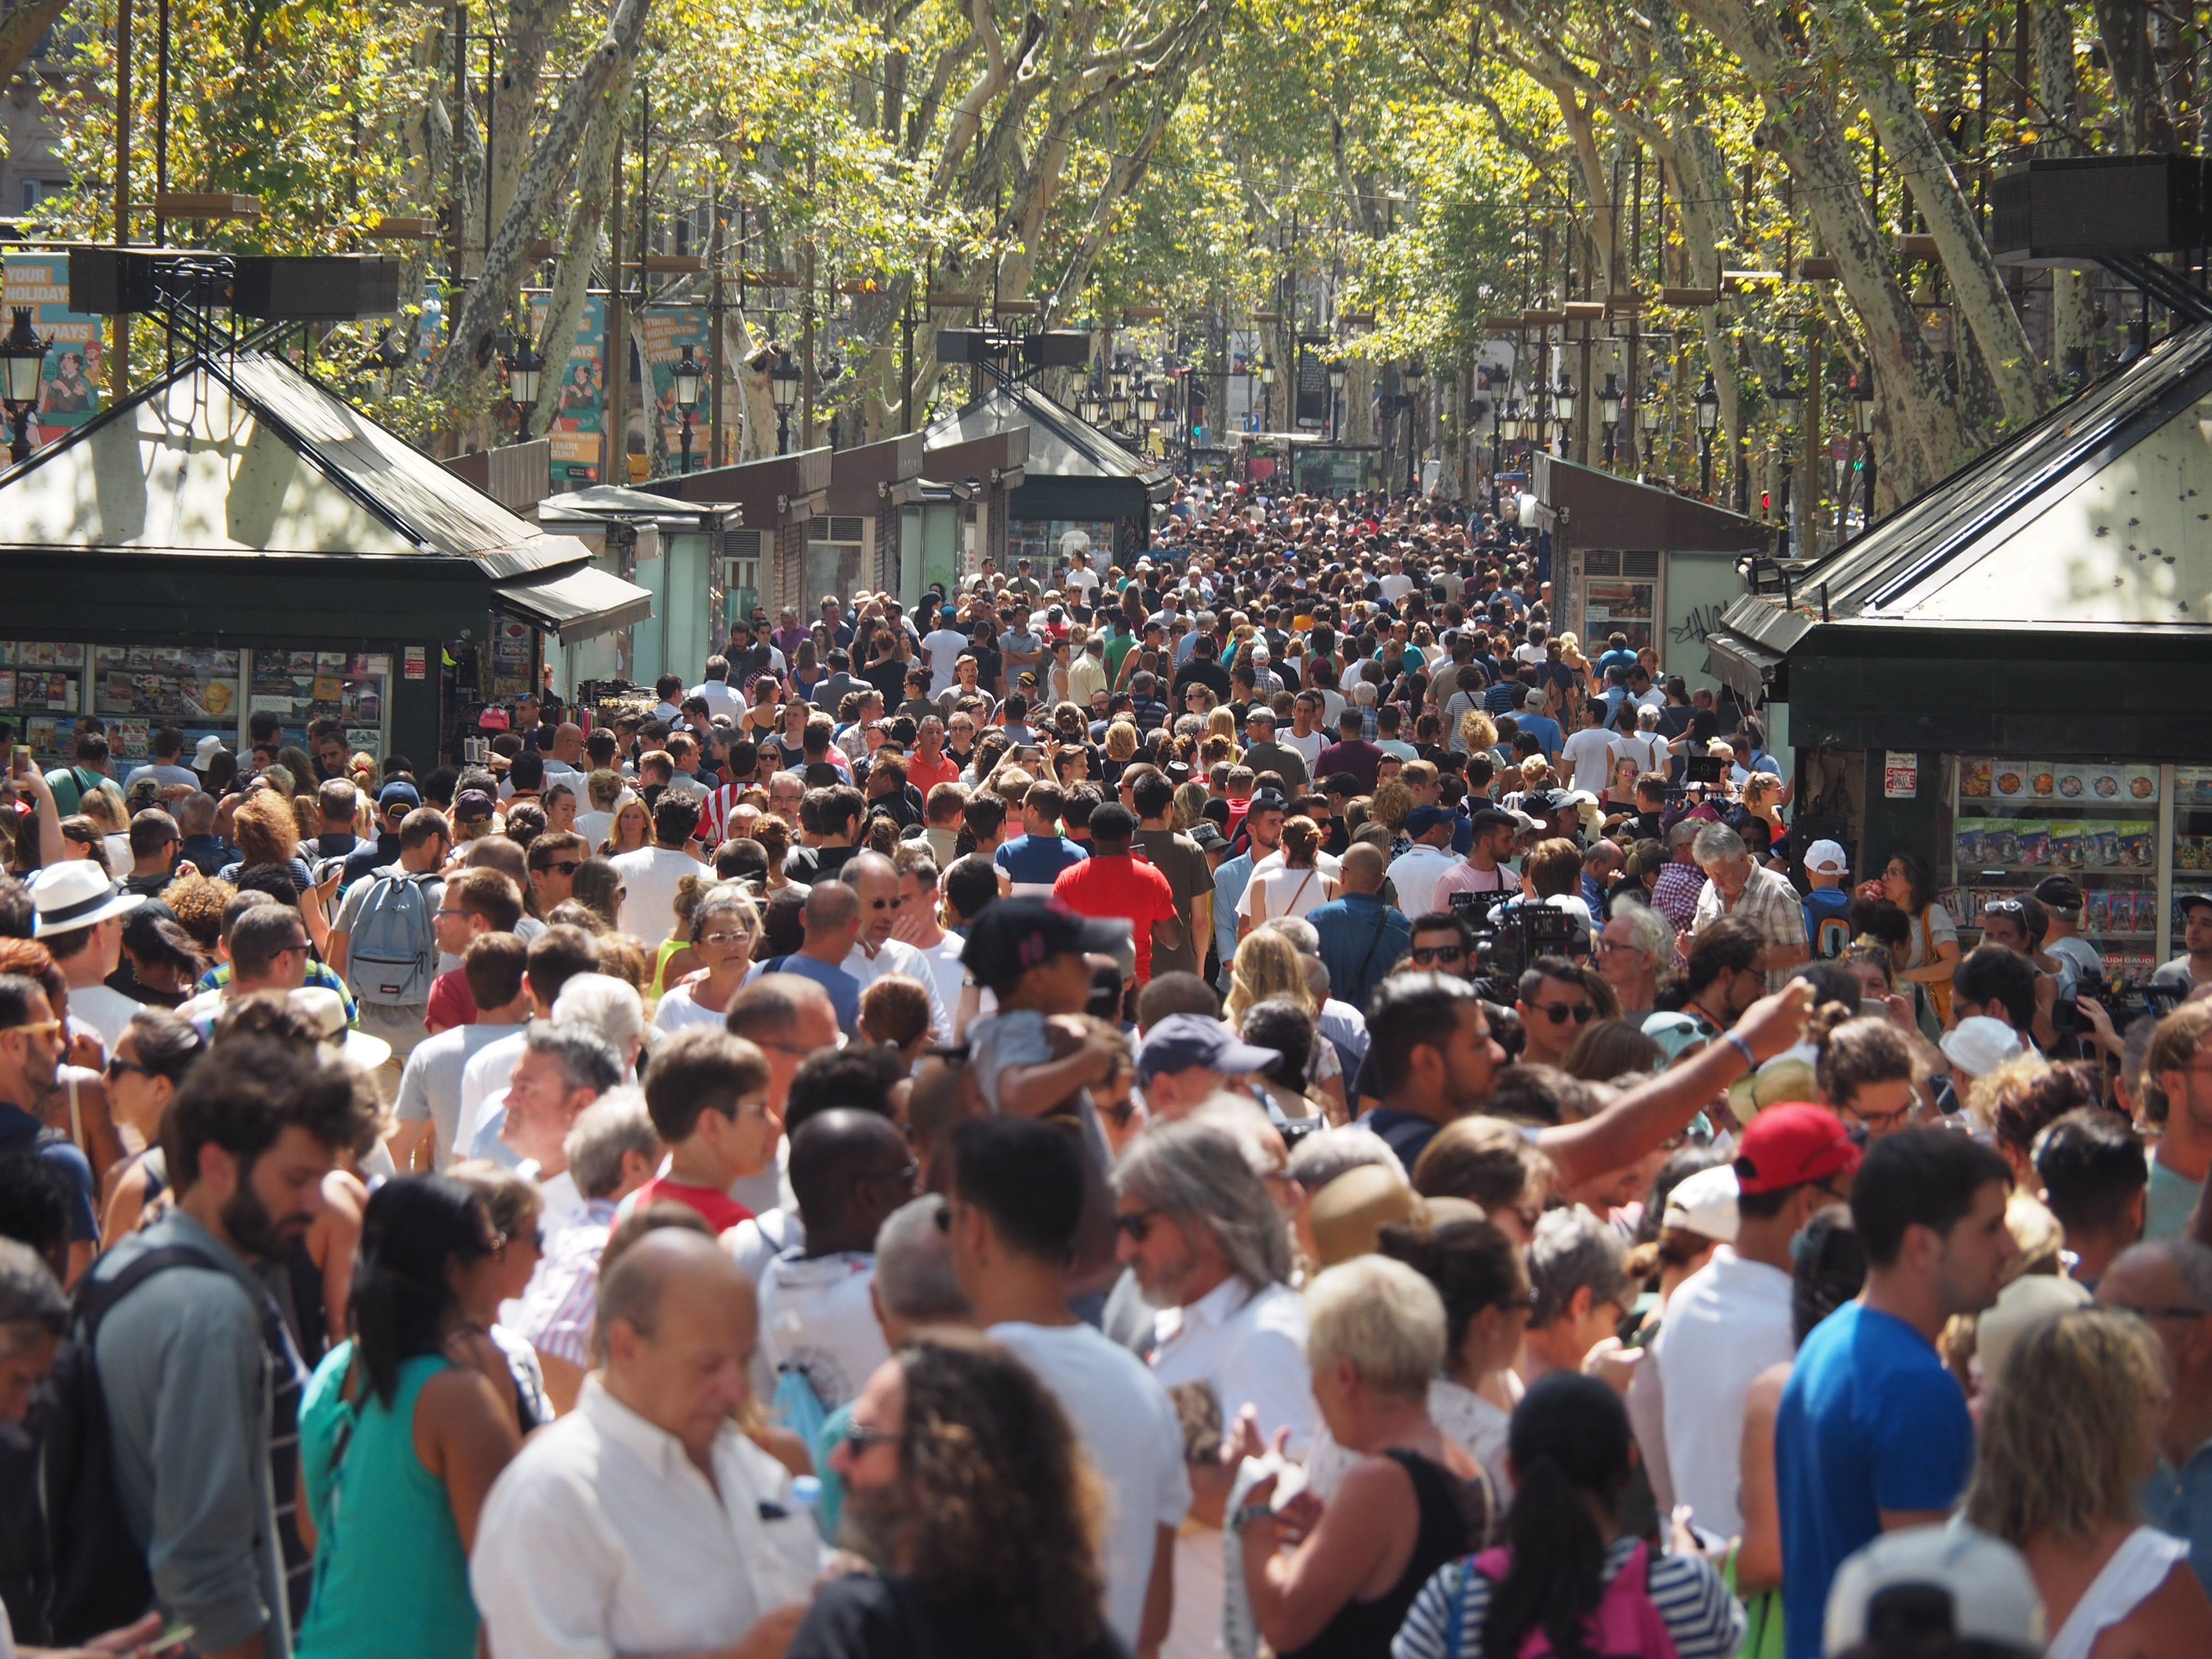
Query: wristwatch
1233 1501 1276 1532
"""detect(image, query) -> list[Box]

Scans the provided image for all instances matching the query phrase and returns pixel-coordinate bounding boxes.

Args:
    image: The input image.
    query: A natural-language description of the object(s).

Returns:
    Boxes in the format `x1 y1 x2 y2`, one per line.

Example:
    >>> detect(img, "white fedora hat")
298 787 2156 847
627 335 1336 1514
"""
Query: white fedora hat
29 862 145 937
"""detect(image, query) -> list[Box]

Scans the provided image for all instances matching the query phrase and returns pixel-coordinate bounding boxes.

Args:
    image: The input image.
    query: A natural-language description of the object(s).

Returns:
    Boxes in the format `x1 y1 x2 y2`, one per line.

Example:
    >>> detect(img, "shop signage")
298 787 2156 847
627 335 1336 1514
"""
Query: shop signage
404 646 427 681
1884 751 1918 799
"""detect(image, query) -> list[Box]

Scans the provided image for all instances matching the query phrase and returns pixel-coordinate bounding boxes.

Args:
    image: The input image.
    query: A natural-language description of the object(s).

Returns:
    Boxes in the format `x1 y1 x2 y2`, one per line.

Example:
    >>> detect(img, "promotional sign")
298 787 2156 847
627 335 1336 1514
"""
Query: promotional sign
1884 750 1919 799
4 254 107 446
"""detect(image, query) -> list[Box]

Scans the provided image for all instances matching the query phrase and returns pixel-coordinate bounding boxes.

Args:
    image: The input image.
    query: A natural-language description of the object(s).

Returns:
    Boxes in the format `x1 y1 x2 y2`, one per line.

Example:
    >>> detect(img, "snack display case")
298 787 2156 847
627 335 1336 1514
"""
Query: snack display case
0 641 87 765
1944 756 2172 989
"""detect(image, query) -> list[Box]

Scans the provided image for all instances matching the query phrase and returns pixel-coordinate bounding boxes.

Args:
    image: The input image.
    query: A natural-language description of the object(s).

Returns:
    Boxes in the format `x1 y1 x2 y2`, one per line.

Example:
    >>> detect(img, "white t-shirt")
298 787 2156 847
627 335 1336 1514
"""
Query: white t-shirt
609 844 703 945
920 628 971 693
650 982 731 1035
752 1249 889 1411
1560 726 1619 794
1378 572 1413 603
1650 1246 1795 1539
1282 728 1326 766
1386 843 1460 919
1611 731 1670 776
990 1321 1193 1649
66 982 142 1051
1238 863 1334 926
576 809 615 849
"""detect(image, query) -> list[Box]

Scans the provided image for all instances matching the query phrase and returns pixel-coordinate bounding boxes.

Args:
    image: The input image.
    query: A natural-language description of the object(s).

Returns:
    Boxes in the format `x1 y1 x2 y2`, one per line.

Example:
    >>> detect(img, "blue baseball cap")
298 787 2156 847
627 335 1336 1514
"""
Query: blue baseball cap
1406 805 1455 836
376 781 421 811
1135 1014 1281 1084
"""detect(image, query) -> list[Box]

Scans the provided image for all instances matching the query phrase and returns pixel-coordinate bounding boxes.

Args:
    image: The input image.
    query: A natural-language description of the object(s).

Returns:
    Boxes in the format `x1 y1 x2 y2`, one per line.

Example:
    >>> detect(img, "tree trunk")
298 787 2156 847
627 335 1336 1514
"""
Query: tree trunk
488 0 572 244
526 85 628 441
1808 0 2051 425
2034 0 2094 384
435 0 651 399
2091 0 2176 149
0 1 67 88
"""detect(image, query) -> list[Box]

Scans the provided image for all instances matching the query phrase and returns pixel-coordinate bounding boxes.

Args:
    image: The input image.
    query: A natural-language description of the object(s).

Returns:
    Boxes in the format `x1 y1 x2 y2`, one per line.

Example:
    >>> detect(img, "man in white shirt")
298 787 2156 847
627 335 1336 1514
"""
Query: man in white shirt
836 853 953 1041
28 865 145 1050
1115 1115 1314 1659
471 1231 817 1659
388 933 533 1170
609 795 705 946
1386 806 1461 919
1612 703 1671 776
688 656 745 724
496 1023 623 1248
451 927 605 1168
919 606 971 697
1653 1105 1860 1540
947 1117 1188 1652
1378 557 1413 606
1559 701 1621 795
1282 693 1328 769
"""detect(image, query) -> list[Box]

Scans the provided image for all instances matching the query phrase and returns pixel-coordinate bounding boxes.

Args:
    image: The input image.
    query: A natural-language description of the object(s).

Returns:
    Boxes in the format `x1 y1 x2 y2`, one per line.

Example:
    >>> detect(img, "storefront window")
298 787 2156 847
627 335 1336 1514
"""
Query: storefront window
1948 757 2163 989
242 650 387 759
0 641 86 763
1006 518 1115 570
95 646 243 770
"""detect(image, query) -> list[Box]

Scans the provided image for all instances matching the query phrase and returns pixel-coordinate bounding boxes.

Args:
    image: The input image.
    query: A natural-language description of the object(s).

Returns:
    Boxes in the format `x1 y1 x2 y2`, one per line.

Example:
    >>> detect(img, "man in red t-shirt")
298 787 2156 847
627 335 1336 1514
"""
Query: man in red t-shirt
905 715 962 798
1051 802 1183 983
626 1026 780 1232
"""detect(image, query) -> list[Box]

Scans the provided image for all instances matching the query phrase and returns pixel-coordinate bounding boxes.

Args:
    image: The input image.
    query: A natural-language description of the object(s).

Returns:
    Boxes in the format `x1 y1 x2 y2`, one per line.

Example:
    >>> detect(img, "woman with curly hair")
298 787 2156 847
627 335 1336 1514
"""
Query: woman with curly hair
797 1332 1120 1659
223 786 333 949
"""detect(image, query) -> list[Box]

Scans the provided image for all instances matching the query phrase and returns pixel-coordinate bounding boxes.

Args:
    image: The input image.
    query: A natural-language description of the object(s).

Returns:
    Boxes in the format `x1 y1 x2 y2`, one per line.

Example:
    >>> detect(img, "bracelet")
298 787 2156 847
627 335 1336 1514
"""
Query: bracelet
1723 1032 1757 1071
1233 1501 1277 1532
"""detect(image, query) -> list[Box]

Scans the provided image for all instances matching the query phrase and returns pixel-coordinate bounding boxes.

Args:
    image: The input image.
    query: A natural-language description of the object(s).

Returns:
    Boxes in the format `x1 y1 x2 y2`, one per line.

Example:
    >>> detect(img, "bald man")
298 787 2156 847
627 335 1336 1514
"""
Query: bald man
753 1110 919 1413
747 880 863 1035
839 853 952 1042
471 1230 816 1659
722 974 843 1258
1307 840 1410 1017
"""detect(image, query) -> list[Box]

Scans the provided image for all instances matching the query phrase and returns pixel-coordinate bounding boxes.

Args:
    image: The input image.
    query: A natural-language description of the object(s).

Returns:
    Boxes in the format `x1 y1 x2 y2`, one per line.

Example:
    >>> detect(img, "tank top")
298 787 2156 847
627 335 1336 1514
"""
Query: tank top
2045 1525 2192 1659
1281 1449 1488 1659
294 1347 480 1659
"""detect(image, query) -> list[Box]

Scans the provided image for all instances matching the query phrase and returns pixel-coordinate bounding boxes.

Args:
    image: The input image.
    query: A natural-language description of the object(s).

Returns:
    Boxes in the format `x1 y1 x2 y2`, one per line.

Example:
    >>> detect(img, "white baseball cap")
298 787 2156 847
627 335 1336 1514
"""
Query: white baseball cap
1823 1524 2043 1656
1661 1163 1740 1243
1803 838 1849 875
1940 1015 2025 1079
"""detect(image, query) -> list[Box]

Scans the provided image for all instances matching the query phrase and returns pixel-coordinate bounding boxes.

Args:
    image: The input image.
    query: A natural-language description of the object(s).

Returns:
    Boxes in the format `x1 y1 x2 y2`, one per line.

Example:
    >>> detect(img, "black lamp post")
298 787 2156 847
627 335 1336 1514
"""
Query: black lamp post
769 349 801 454
1552 369 1576 457
1327 361 1347 440
1694 368 1720 497
1258 354 1274 432
1770 365 1801 555
1488 394 1507 515
1401 361 1426 494
671 347 704 473
503 333 545 445
1851 370 1876 525
0 308 46 464
1599 372 1622 468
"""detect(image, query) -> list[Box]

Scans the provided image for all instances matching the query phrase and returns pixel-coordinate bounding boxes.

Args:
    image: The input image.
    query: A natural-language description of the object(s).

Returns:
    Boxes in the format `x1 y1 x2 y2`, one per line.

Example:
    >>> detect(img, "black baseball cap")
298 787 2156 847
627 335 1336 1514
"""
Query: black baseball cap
2031 875 2083 914
959 897 1127 992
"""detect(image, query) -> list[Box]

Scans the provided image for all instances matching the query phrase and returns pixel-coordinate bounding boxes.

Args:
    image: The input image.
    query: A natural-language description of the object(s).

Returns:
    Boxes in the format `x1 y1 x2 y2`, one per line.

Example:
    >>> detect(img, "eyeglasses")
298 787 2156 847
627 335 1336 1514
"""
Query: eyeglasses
1114 1208 1163 1242
1531 1001 1597 1026
1410 944 1465 966
698 929 754 947
436 908 471 921
534 859 582 877
844 1420 900 1453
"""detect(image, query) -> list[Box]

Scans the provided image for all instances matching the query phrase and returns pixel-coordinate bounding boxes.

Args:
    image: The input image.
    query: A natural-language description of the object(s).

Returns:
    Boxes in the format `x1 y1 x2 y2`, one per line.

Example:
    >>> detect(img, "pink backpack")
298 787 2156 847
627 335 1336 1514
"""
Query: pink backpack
1455 1541 1682 1659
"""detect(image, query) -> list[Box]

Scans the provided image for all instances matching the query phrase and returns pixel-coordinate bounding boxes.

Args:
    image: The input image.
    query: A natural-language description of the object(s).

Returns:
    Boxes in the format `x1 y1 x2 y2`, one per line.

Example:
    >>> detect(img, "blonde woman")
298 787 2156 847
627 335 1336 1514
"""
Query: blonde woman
1455 707 1497 761
1172 779 1212 834
1226 927 1347 1117
1206 706 1238 750
601 796 651 857
1239 815 1336 935
1103 721 1139 774
1965 1308 2212 1658
1369 778 1413 857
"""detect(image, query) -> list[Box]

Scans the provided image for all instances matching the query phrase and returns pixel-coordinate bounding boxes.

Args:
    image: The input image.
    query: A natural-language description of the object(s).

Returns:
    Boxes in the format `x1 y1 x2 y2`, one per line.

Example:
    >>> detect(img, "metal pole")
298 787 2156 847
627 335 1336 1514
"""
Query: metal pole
154 0 168 248
111 0 133 400
604 133 625 485
708 180 724 468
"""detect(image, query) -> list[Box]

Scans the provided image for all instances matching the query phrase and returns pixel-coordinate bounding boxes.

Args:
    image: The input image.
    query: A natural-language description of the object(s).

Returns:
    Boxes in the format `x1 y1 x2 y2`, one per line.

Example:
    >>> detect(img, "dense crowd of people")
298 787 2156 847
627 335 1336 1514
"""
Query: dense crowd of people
1 482 2209 1659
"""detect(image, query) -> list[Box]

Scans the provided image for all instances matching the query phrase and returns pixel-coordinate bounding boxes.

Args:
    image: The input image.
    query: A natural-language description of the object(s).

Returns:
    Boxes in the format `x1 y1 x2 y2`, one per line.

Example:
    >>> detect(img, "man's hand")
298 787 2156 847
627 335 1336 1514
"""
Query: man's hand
1582 1335 1640 1396
1734 979 1814 1066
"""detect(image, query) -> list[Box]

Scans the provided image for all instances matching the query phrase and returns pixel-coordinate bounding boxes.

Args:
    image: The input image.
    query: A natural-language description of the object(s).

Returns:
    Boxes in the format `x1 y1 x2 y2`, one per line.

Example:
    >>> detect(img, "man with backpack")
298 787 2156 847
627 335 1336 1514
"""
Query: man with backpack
46 1037 380 1653
326 807 449 1091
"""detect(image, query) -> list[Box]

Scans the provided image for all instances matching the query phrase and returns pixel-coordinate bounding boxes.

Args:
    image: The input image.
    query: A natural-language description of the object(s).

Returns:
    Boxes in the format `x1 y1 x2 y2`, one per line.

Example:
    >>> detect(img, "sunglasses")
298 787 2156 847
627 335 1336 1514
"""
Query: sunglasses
1 1018 62 1040
535 859 583 877
1531 1001 1597 1026
106 1056 155 1082
1410 944 1464 966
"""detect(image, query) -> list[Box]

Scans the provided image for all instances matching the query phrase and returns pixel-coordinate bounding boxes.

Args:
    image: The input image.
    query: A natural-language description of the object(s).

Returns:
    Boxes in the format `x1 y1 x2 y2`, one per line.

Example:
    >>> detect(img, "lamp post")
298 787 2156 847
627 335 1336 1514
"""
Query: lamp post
1770 364 1801 556
1401 361 1426 494
1599 372 1622 469
1327 360 1347 441
1258 354 1274 432
1552 370 1576 458
769 349 801 454
0 308 46 465
1693 368 1720 497
1851 370 1876 526
671 347 704 473
502 333 545 446
1488 395 1507 517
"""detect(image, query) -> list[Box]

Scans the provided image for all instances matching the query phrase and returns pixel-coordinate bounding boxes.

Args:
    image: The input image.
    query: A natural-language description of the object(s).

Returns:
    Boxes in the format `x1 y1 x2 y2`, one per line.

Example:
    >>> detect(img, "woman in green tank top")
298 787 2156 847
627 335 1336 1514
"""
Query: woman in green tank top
294 1176 523 1659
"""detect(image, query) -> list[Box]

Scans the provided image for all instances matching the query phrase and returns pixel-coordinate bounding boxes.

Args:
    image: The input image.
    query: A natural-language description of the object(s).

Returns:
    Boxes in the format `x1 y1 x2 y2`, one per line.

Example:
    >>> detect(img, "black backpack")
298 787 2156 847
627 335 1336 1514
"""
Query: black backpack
38 1243 218 1644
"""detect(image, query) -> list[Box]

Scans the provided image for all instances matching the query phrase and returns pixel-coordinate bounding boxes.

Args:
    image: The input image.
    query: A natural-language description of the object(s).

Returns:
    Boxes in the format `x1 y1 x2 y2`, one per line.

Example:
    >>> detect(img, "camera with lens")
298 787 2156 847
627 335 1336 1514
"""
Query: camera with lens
1449 891 1583 1001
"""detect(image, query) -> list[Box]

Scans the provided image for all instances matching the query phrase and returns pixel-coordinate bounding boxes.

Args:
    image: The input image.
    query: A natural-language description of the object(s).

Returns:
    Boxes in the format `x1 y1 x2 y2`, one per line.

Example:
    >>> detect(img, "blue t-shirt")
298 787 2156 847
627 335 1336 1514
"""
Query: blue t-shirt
994 833 1088 893
1775 1303 1975 1659
759 953 863 1036
1517 712 1564 756
1804 885 1854 957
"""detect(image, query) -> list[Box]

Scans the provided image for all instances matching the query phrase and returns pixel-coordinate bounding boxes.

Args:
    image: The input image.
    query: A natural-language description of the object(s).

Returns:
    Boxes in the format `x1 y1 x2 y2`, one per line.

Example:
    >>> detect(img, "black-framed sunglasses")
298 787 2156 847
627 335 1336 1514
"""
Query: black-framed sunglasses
1114 1208 1162 1242
535 859 583 877
1410 944 1464 966
1531 1001 1597 1026
105 1056 154 1082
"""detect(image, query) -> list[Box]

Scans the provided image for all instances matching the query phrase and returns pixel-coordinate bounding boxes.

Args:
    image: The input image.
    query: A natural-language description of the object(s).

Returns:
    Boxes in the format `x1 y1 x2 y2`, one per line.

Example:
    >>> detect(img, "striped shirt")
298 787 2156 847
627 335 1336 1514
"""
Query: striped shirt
1391 1537 1744 1659
513 1197 620 1368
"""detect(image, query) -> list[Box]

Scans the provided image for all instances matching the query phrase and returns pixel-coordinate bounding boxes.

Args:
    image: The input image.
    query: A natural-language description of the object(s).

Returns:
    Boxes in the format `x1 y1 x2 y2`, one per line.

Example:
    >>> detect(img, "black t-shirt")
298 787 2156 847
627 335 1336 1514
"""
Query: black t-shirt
787 1572 1130 1659
863 657 909 702
1172 657 1233 700
968 644 1004 693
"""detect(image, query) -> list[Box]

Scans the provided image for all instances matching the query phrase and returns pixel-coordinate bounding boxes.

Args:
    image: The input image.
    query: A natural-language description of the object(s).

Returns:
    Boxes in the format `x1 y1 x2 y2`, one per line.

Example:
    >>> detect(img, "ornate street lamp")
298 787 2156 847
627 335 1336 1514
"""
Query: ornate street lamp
0 308 47 464
671 347 705 473
769 349 802 455
1599 371 1623 468
1258 353 1274 431
1769 365 1801 552
1693 368 1720 497
1326 360 1347 440
502 333 545 445
1552 369 1577 453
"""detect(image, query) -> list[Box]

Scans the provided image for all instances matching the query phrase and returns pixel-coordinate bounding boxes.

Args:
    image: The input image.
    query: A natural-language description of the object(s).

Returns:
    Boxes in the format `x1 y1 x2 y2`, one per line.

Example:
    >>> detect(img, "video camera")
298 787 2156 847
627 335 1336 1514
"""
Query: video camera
1448 890 1585 1001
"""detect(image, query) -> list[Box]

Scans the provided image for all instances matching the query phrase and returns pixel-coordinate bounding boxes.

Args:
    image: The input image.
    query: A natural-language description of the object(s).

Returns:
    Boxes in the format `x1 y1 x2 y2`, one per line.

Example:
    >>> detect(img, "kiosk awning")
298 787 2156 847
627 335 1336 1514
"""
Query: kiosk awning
1704 627 1787 702
494 564 655 643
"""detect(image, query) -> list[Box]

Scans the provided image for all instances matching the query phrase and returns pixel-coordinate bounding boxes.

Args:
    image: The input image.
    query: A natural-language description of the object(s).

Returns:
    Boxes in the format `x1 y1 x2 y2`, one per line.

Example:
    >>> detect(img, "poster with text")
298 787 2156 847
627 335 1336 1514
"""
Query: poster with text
5 255 107 445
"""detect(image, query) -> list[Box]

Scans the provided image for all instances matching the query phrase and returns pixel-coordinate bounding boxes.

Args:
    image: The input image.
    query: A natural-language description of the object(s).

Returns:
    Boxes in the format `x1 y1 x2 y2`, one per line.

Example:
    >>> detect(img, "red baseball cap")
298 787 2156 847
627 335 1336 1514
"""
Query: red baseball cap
1733 1103 1861 1196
